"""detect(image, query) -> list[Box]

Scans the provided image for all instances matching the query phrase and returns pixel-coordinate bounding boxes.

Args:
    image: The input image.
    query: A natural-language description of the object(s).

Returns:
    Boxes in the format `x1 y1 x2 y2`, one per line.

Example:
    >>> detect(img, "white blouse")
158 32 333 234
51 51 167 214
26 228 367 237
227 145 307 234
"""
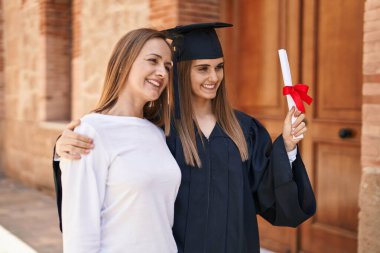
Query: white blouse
60 113 181 253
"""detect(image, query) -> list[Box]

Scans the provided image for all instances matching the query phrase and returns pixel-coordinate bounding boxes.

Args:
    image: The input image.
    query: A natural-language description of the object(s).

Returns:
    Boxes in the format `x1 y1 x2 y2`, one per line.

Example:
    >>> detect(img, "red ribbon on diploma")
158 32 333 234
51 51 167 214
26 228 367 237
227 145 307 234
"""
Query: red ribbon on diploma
283 84 313 113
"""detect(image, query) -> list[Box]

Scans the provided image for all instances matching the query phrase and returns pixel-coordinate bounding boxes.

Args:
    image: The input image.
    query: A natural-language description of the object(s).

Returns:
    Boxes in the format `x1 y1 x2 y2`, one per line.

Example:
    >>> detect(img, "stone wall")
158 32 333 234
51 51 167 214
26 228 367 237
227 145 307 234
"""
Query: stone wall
42 0 72 121
359 0 380 252
149 0 221 29
71 0 150 119
0 0 223 193
1 0 53 190
178 0 220 24
0 0 3 120
0 0 150 192
150 0 178 29
0 1 4 173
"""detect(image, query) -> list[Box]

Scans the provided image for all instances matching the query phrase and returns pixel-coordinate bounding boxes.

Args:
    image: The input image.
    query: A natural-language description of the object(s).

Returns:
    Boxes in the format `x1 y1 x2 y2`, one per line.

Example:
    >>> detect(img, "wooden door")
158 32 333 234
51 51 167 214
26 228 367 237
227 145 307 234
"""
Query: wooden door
300 1 364 252
222 0 364 252
222 0 302 252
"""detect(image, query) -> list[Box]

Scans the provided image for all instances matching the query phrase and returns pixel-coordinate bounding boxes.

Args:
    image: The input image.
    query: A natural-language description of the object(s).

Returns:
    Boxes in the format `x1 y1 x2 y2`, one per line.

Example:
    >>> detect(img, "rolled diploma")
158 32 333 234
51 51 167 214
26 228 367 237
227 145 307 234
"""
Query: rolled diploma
278 49 303 139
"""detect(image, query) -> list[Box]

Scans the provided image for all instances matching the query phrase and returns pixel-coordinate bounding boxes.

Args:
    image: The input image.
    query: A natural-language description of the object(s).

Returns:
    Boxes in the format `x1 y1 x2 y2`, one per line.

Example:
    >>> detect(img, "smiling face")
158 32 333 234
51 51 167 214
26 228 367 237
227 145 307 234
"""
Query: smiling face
124 38 173 103
190 58 224 101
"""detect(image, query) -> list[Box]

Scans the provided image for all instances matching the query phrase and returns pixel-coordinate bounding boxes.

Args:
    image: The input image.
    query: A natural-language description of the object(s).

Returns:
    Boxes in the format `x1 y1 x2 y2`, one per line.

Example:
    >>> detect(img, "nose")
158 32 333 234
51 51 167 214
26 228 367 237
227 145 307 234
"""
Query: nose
208 69 218 83
156 64 167 79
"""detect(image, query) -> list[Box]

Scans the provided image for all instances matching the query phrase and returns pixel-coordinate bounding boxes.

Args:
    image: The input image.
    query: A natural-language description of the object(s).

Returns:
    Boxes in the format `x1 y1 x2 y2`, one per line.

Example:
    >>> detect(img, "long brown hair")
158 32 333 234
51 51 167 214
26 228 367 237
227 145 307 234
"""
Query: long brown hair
175 60 248 167
93 28 173 135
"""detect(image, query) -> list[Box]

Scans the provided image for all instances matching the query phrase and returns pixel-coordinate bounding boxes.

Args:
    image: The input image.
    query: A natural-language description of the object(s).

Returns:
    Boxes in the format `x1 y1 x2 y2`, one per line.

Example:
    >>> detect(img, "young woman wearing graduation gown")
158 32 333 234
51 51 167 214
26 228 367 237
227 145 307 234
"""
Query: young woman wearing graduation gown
53 23 316 253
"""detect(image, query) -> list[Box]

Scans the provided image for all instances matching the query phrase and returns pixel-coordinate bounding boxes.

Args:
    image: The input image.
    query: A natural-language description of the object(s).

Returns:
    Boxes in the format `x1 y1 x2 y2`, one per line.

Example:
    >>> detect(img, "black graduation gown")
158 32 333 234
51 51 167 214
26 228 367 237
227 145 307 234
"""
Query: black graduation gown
52 145 63 232
166 111 316 253
52 110 316 253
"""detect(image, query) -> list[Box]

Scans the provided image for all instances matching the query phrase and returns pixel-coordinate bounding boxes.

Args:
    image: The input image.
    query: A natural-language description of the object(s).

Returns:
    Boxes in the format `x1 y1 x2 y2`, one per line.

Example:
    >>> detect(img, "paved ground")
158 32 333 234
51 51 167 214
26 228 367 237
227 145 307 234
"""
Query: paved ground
0 173 62 253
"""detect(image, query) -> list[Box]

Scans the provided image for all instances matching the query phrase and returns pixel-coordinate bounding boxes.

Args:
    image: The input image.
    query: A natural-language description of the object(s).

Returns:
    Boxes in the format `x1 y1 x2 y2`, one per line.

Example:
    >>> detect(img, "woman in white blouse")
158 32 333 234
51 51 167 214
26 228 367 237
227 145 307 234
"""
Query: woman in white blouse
60 28 181 253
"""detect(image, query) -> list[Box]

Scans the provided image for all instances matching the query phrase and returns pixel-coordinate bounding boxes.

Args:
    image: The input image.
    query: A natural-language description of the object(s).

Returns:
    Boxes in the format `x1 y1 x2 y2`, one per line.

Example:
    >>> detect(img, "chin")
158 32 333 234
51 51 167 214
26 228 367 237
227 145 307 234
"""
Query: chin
201 93 217 100
148 93 161 102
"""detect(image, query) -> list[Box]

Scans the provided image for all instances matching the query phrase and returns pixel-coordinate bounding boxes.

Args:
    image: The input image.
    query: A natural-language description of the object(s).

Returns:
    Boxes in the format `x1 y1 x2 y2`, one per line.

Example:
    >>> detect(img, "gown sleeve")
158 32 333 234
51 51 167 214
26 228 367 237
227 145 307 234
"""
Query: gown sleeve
248 118 316 227
60 123 110 252
165 121 176 156
52 142 63 232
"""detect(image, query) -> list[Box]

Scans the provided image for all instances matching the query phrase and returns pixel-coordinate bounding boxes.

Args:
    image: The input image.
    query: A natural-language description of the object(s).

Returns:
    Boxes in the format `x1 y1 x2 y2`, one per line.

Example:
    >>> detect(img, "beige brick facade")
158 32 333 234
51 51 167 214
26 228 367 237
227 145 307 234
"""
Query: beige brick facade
0 1 3 120
1 0 52 191
359 0 380 252
0 0 222 191
0 1 4 173
150 0 178 29
42 0 72 121
0 0 153 191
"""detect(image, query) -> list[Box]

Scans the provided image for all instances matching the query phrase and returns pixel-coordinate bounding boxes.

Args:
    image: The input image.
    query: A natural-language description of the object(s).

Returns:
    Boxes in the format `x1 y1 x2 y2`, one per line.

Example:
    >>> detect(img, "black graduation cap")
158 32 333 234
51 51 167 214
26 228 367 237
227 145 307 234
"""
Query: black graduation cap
163 22 233 118
165 22 232 61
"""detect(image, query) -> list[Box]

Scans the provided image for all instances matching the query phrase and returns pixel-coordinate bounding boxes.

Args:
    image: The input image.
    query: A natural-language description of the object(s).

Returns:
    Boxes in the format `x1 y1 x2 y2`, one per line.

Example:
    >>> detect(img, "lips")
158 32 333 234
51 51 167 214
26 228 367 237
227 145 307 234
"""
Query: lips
146 79 162 88
201 83 216 90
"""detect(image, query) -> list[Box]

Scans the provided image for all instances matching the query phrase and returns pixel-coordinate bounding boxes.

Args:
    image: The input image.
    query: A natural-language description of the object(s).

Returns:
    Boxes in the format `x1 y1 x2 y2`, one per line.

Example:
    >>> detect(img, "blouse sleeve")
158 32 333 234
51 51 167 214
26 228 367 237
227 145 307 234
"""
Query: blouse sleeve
60 123 110 253
248 118 316 227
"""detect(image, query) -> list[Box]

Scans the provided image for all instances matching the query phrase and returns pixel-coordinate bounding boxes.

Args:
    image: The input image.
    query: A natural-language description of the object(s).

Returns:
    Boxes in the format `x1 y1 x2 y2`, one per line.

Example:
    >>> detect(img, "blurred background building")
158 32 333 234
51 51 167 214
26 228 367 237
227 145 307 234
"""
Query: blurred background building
0 0 379 252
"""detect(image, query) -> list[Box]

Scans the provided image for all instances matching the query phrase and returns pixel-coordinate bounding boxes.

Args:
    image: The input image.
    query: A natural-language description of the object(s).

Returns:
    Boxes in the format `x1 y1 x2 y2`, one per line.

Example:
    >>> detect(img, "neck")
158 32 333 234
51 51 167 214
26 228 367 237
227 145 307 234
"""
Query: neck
106 91 145 118
192 95 214 119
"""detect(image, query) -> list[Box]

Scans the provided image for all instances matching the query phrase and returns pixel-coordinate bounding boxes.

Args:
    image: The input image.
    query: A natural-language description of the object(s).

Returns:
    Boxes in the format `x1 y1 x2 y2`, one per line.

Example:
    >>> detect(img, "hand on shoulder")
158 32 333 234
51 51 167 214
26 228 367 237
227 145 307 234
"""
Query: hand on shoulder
56 119 94 160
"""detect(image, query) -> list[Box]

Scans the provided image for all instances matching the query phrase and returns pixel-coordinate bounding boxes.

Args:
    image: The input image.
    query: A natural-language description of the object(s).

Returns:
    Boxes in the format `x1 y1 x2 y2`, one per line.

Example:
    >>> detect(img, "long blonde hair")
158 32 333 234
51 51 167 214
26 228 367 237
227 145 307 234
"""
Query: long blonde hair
93 28 173 135
175 60 248 167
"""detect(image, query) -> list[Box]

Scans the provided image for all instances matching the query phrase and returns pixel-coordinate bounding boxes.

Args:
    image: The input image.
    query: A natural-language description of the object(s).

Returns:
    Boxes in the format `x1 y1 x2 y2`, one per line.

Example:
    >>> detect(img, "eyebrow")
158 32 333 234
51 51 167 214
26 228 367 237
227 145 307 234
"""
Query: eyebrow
147 53 163 58
193 62 224 67
147 54 173 65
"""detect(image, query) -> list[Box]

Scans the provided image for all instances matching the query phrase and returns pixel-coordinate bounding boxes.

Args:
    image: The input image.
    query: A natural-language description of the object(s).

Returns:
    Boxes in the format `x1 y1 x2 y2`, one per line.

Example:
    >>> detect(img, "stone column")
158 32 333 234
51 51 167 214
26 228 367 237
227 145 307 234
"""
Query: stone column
359 0 380 252
0 1 4 173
